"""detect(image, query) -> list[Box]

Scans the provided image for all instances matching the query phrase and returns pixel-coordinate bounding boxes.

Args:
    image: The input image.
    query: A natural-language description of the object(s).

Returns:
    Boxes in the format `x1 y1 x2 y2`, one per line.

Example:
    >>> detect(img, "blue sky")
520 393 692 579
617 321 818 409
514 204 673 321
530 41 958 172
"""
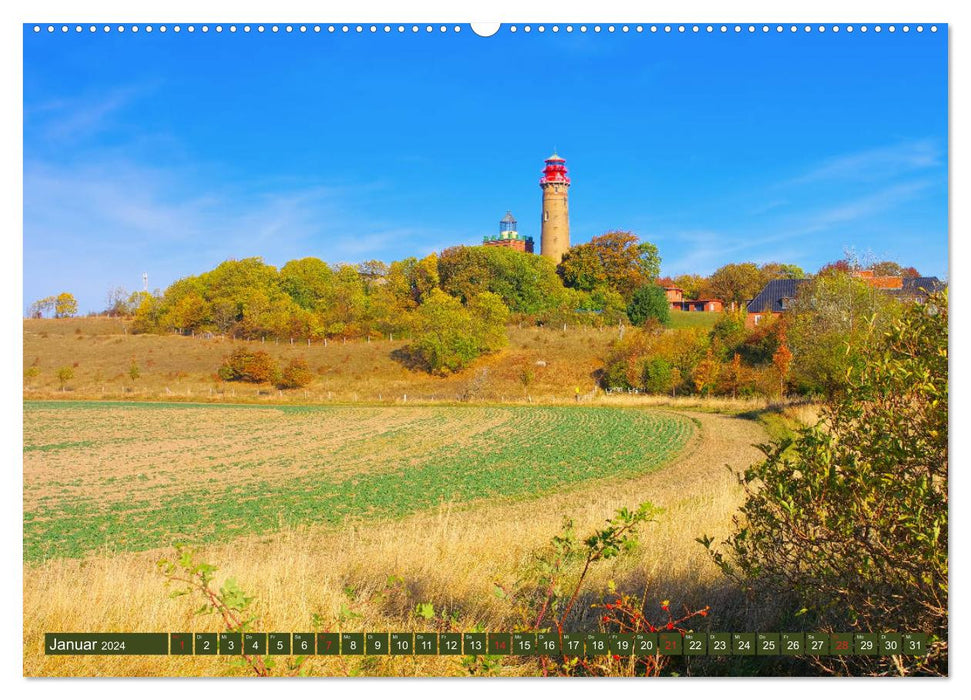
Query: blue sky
23 25 947 313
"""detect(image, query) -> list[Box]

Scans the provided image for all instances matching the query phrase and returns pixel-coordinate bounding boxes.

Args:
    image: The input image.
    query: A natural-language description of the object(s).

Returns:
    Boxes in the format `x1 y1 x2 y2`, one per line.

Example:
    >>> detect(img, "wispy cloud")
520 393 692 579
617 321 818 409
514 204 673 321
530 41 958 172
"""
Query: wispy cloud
801 179 936 232
788 139 942 185
26 86 147 143
23 157 447 311
661 178 939 276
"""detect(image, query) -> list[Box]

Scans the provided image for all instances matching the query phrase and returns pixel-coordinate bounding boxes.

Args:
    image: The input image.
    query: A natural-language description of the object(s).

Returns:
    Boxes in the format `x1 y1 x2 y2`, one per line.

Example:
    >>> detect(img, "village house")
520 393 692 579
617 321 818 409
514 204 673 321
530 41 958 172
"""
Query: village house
745 272 945 328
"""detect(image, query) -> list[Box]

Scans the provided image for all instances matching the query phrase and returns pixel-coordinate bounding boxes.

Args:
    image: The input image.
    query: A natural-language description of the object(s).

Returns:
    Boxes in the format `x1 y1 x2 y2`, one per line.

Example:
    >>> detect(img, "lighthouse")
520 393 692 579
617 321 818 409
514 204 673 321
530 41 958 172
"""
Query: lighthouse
540 152 571 263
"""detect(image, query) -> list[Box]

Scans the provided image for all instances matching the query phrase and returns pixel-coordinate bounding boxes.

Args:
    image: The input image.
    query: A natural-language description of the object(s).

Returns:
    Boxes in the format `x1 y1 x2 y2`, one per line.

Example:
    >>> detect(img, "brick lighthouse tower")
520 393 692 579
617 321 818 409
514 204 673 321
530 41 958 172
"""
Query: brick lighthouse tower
540 152 571 263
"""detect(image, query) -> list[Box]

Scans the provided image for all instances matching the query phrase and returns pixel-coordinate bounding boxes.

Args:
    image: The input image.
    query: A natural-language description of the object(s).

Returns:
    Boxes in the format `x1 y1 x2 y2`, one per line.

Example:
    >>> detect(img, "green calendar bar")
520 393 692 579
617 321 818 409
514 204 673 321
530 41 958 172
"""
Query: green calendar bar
43 631 934 656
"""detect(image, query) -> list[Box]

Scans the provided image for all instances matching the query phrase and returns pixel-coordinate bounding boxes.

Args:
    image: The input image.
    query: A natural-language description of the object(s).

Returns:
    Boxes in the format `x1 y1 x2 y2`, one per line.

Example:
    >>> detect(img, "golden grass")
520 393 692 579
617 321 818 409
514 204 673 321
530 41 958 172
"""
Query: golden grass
23 411 768 677
23 318 616 403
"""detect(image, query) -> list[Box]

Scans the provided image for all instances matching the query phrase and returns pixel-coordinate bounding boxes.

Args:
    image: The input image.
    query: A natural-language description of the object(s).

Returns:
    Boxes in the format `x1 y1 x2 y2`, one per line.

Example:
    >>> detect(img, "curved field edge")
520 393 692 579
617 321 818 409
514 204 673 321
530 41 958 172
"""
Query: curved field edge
24 402 696 562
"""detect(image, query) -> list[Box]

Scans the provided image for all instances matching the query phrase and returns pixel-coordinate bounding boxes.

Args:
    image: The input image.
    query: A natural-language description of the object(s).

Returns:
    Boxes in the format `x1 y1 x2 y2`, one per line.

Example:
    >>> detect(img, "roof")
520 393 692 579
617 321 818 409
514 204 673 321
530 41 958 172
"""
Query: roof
889 276 946 299
545 152 565 162
746 279 809 314
501 211 517 223
902 276 945 292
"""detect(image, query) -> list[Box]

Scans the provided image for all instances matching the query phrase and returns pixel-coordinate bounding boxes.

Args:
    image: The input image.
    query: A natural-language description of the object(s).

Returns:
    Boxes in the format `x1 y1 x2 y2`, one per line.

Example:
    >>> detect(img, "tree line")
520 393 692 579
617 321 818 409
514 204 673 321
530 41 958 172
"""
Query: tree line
603 266 917 398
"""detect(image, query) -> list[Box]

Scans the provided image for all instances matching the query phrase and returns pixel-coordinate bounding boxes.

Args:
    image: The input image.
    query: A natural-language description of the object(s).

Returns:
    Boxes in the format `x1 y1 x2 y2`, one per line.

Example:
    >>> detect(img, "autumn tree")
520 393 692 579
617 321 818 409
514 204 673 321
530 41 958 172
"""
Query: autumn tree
218 348 280 384
870 260 920 278
54 292 78 318
601 327 655 390
707 263 764 310
772 336 793 397
759 262 805 281
726 352 743 399
56 366 73 390
104 287 132 316
817 258 856 277
131 292 165 334
277 357 314 389
557 231 661 301
693 348 720 396
671 274 711 300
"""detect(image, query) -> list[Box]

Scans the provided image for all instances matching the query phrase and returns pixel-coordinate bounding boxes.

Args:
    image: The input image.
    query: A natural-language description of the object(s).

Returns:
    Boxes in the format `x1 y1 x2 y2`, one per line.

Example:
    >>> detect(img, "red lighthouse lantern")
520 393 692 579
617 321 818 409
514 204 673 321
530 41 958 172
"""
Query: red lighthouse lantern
540 153 571 186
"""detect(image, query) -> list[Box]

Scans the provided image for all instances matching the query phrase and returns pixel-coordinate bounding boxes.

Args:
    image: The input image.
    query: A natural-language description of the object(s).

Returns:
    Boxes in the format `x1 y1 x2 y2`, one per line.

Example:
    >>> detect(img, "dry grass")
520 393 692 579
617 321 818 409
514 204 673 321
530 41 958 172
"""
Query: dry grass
23 411 768 677
23 318 616 403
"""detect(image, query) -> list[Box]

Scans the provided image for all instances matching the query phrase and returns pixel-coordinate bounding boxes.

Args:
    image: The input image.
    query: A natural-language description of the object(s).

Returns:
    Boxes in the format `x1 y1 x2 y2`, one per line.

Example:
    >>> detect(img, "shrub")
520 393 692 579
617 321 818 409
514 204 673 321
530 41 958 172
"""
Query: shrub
277 357 314 389
218 348 280 384
55 366 73 389
639 357 673 394
703 292 948 675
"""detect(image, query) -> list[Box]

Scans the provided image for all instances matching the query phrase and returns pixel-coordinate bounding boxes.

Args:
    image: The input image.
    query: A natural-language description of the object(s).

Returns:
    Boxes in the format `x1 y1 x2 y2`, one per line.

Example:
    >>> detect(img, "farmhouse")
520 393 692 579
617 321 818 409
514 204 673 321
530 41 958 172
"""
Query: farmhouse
745 272 945 327
664 286 724 313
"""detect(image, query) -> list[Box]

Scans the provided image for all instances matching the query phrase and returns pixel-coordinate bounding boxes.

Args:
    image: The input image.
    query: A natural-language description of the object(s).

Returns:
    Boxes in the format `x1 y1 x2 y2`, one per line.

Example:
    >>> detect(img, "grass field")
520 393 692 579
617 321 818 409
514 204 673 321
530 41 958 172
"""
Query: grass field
22 318 791 677
667 310 722 331
23 404 769 677
24 402 695 561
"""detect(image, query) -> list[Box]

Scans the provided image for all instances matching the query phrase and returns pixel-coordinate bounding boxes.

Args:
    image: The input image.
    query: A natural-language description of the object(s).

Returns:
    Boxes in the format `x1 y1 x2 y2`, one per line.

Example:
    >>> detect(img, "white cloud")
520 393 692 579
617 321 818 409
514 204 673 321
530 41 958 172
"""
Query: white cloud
788 139 942 185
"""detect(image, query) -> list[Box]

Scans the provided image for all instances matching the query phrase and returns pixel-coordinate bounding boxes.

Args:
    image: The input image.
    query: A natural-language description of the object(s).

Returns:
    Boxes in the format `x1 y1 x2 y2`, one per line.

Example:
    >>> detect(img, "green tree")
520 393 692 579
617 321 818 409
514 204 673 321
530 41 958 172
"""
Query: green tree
468 291 510 353
280 257 335 311
626 285 670 326
438 245 566 314
704 292 948 675
710 309 748 360
409 289 509 374
788 271 900 395
639 357 673 394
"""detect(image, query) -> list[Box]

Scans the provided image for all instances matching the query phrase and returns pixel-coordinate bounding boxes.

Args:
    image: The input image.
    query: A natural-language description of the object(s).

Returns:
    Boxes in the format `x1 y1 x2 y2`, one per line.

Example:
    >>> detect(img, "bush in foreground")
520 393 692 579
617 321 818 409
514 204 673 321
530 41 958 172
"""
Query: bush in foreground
703 292 948 675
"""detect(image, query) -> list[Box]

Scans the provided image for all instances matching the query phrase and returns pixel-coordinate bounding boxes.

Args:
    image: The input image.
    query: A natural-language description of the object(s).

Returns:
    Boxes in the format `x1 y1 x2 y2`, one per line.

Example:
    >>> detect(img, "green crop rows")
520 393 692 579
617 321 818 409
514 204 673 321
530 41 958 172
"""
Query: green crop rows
23 401 695 561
